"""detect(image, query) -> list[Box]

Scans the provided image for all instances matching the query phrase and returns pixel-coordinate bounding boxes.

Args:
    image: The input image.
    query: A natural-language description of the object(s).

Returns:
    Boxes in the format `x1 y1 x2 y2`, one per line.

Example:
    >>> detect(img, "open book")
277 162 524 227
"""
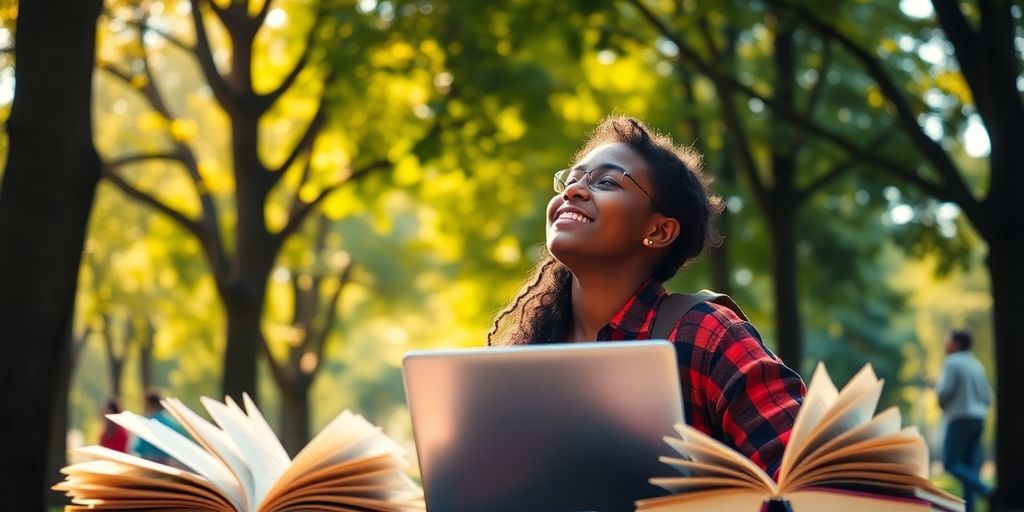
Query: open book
636 363 965 512
53 394 424 511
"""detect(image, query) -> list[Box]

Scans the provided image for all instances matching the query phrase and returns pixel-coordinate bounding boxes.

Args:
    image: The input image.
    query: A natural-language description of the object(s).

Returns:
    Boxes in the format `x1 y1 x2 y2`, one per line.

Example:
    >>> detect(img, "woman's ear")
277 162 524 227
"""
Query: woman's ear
644 215 680 249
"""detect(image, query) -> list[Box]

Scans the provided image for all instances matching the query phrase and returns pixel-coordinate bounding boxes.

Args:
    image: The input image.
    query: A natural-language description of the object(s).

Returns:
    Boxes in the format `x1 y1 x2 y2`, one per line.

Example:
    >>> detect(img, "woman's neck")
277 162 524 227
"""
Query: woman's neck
567 267 653 342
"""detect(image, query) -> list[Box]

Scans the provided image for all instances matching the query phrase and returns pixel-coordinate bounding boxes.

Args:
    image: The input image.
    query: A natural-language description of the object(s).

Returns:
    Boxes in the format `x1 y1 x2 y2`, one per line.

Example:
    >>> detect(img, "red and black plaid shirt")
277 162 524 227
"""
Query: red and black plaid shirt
595 279 805 479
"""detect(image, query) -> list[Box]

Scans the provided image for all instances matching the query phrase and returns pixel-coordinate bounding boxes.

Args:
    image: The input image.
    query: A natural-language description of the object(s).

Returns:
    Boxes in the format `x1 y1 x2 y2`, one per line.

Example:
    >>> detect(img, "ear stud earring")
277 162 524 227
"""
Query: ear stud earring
644 239 653 246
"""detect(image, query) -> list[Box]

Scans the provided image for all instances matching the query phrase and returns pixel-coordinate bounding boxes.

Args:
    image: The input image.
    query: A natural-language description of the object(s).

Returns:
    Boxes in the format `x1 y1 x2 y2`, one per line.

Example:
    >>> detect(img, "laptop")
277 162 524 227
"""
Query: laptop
402 340 684 512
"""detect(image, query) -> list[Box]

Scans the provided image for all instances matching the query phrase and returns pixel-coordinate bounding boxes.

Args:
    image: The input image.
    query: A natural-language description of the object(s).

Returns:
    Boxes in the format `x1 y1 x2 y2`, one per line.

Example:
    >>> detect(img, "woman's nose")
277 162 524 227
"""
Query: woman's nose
562 178 591 201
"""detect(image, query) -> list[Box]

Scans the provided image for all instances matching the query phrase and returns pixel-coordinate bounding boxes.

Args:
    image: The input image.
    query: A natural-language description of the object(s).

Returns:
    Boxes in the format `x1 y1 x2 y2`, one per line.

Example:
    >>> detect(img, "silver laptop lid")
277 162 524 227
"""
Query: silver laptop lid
402 340 684 512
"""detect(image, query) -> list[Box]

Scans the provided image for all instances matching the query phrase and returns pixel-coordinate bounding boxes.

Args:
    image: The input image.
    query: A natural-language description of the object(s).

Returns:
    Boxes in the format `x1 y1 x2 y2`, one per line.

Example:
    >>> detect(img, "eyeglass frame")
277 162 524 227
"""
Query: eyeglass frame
553 164 664 212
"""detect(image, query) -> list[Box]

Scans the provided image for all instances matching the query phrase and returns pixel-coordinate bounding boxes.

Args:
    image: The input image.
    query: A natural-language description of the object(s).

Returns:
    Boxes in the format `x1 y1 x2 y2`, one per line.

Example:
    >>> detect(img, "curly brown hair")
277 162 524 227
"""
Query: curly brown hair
487 116 723 346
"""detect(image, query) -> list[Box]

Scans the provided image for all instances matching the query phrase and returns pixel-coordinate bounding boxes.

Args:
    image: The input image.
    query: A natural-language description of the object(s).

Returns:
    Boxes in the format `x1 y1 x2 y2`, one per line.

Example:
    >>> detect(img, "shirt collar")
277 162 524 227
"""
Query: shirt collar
603 278 667 338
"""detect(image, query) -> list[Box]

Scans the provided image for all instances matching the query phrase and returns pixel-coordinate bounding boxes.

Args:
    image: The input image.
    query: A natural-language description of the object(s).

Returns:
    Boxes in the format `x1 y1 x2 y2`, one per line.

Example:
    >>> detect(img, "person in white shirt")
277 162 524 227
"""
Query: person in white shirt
935 329 993 512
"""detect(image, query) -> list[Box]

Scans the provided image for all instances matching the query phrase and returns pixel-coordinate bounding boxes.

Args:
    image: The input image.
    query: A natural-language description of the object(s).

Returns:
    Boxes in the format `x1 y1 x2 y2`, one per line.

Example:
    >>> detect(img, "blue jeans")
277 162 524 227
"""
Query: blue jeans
943 418 990 512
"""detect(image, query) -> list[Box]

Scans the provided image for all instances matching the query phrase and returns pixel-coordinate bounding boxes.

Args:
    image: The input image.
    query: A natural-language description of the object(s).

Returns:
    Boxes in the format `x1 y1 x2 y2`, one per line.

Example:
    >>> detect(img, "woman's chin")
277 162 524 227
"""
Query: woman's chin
547 235 586 262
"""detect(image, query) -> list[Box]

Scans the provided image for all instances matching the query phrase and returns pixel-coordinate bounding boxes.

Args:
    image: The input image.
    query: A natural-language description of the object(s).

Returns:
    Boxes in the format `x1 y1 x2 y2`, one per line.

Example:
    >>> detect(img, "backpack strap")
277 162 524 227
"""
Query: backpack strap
651 290 748 340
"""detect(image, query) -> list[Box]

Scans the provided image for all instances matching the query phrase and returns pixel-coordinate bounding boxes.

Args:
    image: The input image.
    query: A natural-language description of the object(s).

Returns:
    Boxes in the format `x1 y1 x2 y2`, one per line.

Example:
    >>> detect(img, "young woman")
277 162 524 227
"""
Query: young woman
488 116 805 478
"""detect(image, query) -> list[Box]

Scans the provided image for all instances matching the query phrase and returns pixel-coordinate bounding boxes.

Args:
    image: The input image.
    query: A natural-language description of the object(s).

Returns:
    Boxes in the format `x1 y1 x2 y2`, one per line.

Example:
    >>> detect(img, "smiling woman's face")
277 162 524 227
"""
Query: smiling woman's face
546 142 660 267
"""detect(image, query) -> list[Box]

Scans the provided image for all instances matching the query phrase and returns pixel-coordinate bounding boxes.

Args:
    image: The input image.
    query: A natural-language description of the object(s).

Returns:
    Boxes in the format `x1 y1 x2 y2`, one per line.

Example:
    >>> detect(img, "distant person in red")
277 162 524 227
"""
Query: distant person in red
98 398 129 453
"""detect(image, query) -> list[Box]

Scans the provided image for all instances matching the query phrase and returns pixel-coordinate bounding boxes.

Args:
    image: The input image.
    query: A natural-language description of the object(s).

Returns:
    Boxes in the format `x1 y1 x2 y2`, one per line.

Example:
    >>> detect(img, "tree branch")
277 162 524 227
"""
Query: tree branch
72 324 92 364
626 0 977 218
672 0 684 16
774 0 977 210
270 99 327 179
189 0 235 108
797 128 899 201
102 313 119 371
715 74 772 206
102 163 205 240
696 16 721 61
802 38 831 118
97 61 173 120
786 38 835 152
797 160 855 202
99 57 229 273
930 0 981 87
107 152 184 168
260 330 292 389
126 19 194 54
678 68 706 154
136 17 177 119
254 0 275 32
618 4 770 203
257 4 326 111
309 260 352 377
205 0 233 28
275 159 390 242
285 158 315 223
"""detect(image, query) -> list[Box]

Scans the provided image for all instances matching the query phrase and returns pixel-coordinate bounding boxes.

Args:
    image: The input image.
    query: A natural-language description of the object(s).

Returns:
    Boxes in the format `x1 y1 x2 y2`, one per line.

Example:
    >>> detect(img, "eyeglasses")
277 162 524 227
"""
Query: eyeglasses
553 166 663 212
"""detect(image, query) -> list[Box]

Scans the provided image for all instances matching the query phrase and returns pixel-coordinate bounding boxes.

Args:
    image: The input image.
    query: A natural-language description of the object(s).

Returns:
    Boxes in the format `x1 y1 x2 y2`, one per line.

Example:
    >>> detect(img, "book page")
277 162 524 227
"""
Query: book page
276 493 421 512
277 411 404 483
786 461 921 490
263 410 411 509
260 455 406 511
106 411 246 510
71 445 213 488
201 395 291 508
786 487 937 512
276 454 400 489
57 481 228 509
55 454 236 512
786 406 902 488
60 458 226 501
265 471 423 511
778 362 839 483
636 486 768 511
659 455 767 487
163 397 255 510
801 480 963 511
791 428 928 482
667 423 776 493
650 475 764 493
241 394 292 462
781 370 884 488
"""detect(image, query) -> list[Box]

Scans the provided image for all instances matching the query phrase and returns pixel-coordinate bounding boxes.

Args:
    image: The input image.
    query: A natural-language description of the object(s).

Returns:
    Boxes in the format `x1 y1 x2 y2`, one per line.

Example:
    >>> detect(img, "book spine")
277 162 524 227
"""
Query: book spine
761 498 794 512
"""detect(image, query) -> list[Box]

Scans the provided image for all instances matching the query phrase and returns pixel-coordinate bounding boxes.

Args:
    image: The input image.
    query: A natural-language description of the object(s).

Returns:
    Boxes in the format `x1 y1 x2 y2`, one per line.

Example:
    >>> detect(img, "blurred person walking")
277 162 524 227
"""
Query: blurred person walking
936 329 993 512
131 390 186 466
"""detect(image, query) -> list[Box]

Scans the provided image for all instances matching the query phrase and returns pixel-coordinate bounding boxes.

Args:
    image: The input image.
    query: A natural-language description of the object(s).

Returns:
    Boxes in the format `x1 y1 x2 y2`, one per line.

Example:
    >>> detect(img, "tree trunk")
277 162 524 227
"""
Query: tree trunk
768 23 803 372
707 214 732 294
220 87 275 401
280 379 312 456
708 29 739 296
139 321 155 391
45 332 74 508
0 0 103 508
767 197 802 371
222 286 268 401
983 112 1024 511
986 231 1024 510
708 136 736 295
103 318 126 398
